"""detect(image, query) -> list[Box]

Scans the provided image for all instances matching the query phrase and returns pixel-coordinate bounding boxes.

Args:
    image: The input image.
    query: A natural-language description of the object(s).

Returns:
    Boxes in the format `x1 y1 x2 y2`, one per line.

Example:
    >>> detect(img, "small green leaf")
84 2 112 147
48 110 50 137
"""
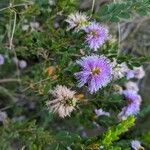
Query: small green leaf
119 12 130 19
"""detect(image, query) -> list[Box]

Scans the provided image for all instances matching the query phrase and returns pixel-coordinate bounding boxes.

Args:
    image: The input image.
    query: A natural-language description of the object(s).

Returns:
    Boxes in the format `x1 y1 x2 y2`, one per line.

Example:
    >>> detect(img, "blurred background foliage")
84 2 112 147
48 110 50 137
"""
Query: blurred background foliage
0 0 150 149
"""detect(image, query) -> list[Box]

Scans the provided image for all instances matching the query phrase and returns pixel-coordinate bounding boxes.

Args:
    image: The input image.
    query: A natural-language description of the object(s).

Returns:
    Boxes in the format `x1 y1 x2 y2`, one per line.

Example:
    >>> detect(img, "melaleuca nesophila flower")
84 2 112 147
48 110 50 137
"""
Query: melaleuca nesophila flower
46 85 76 118
75 55 112 94
84 22 109 51
111 59 129 80
66 12 89 32
126 70 135 79
0 54 4 65
111 60 144 80
131 140 144 150
125 81 139 92
133 66 145 79
126 66 145 80
118 90 142 120
19 60 27 69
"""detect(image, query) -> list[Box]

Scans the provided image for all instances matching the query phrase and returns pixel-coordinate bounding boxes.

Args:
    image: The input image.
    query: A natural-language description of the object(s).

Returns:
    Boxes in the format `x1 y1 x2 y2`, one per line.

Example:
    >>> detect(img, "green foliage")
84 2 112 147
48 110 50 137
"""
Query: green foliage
49 131 82 149
0 121 53 149
96 0 150 22
86 116 135 149
0 0 149 149
142 131 150 148
101 116 135 147
0 120 83 150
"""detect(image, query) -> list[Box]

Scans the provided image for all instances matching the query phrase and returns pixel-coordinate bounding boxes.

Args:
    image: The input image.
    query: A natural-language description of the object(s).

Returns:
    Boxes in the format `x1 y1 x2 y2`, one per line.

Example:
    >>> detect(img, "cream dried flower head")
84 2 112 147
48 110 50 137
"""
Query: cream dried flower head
66 12 89 32
46 85 76 118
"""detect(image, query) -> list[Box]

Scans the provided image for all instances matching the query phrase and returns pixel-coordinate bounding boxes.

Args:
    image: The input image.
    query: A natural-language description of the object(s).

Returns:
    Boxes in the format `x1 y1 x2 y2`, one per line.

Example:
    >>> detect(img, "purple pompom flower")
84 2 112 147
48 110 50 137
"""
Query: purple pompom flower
118 90 142 120
75 55 112 94
0 54 4 65
95 108 110 117
126 70 135 80
126 66 145 80
131 140 144 150
84 22 109 51
19 60 27 69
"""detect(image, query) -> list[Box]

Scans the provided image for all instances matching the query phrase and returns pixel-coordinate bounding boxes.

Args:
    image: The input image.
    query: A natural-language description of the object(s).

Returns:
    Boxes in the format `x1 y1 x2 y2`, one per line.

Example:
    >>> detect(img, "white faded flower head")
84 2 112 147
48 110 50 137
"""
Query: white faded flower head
22 24 29 31
48 0 55 5
30 21 40 31
112 60 129 80
131 140 144 150
66 12 89 32
125 81 139 92
95 108 110 117
12 57 19 64
46 85 76 118
133 66 145 79
0 111 7 124
99 145 104 149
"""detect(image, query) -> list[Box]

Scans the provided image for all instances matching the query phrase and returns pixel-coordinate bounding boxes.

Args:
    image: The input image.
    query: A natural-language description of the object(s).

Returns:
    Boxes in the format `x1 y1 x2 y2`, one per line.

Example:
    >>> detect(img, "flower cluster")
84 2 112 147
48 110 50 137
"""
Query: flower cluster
118 90 142 120
126 66 145 80
12 57 27 69
66 12 109 51
111 58 145 120
112 60 145 81
114 65 145 120
47 12 145 121
47 13 113 118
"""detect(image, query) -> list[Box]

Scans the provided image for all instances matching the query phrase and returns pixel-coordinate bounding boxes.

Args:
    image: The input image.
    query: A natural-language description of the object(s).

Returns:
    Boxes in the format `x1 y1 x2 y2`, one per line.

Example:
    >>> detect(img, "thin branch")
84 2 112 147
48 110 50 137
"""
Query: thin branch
0 78 21 83
0 3 29 12
55 51 81 57
0 105 13 111
91 0 96 16
9 9 21 85
9 10 16 49
113 0 121 56
22 78 51 92
117 22 121 55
